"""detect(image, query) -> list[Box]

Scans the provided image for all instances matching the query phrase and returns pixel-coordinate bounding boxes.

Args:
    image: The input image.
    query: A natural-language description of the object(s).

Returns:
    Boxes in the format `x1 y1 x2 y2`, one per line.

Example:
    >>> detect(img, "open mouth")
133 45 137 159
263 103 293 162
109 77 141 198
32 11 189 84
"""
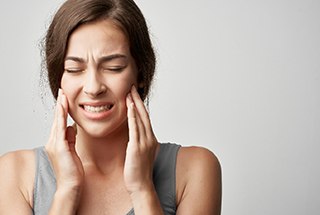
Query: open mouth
80 104 114 113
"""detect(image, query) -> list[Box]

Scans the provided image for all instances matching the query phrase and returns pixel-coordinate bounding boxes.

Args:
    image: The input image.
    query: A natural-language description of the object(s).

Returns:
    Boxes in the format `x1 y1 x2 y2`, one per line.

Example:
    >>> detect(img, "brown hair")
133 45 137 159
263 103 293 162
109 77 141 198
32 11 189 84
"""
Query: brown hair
44 0 156 101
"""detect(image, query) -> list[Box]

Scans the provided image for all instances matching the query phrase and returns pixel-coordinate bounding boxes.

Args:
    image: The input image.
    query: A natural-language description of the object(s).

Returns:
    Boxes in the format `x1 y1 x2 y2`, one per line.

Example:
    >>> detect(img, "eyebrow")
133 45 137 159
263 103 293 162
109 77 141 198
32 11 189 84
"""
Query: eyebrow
64 54 128 64
64 56 85 63
99 54 128 63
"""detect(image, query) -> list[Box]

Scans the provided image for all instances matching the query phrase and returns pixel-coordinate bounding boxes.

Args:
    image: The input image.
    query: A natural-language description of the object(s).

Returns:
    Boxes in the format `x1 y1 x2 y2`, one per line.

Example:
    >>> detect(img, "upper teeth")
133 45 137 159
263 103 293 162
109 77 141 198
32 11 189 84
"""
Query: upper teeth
84 105 112 113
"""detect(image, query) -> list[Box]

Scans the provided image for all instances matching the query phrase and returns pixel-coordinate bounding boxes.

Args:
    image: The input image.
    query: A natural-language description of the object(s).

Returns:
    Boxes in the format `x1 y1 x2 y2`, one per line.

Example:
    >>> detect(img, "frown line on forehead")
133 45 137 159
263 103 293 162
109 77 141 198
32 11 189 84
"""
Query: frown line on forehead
64 54 128 64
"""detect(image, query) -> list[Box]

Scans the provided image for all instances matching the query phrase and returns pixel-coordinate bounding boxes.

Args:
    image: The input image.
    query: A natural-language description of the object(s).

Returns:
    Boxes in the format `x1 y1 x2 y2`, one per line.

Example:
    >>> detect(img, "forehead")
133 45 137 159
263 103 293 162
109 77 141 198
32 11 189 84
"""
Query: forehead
66 19 129 57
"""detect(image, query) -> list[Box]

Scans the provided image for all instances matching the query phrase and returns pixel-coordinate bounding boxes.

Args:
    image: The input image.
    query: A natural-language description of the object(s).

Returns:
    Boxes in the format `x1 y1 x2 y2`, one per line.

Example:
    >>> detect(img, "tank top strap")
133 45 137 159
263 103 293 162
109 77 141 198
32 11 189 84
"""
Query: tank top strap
33 146 56 215
152 143 181 215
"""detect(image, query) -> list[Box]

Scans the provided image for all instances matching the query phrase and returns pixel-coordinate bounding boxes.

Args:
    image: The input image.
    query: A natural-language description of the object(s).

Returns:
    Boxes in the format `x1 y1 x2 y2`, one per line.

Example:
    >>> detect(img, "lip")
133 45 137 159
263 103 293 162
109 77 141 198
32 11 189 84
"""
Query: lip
79 101 114 120
80 101 114 106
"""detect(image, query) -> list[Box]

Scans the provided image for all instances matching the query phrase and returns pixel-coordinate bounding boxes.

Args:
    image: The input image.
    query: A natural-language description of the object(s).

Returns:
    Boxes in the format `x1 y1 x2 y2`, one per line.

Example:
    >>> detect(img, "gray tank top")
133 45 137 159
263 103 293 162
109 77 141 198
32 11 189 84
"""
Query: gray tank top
33 143 180 215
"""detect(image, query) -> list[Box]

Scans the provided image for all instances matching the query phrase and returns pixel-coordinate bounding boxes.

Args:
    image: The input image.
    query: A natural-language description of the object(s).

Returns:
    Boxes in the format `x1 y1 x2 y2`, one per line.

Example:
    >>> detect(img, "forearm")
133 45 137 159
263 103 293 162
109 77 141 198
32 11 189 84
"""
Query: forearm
130 185 164 215
48 188 81 215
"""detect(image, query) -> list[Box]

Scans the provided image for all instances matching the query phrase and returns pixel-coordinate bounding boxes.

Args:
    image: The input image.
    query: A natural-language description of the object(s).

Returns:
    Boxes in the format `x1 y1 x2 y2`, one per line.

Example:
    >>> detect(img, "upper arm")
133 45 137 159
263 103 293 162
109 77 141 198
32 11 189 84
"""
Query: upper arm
0 151 35 214
176 146 222 215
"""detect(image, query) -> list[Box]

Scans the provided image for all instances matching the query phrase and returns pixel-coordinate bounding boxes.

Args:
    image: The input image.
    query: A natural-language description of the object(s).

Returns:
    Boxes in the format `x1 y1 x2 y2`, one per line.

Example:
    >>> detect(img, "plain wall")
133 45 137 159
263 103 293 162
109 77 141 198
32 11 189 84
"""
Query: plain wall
0 1 319 214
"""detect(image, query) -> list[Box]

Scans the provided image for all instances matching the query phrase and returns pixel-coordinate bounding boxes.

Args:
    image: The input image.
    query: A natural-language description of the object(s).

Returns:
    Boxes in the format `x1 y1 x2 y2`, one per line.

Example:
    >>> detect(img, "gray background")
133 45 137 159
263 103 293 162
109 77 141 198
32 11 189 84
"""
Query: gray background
0 0 319 214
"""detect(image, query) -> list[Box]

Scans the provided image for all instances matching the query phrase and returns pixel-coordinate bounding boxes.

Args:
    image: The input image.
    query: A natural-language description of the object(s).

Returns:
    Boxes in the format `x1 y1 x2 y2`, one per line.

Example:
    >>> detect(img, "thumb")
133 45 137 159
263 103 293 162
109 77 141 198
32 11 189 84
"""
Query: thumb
66 126 77 152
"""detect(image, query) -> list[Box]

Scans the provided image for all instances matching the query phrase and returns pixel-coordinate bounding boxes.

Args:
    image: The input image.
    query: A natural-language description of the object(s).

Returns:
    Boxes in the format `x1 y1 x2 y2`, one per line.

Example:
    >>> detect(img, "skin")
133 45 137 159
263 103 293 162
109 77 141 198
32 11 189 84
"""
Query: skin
0 19 221 214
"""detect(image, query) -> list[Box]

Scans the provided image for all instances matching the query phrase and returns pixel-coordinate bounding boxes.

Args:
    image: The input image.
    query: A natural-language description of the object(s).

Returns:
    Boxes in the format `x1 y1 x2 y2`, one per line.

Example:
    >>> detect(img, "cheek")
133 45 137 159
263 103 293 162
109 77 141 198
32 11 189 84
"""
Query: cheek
61 73 83 92
60 75 79 109
113 72 138 97
61 76 72 96
60 74 69 92
112 78 133 100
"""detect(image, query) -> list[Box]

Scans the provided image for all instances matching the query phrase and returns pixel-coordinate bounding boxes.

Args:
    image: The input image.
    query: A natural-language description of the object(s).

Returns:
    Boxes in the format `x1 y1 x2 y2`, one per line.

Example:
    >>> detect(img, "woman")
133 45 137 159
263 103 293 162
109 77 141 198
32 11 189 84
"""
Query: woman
0 0 221 214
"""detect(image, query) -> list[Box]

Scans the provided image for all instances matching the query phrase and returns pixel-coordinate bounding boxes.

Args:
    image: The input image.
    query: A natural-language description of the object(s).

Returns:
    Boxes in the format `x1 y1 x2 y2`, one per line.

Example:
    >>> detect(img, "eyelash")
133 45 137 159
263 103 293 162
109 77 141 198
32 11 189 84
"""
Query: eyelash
107 67 124 72
64 67 125 73
102 67 125 72
65 69 83 73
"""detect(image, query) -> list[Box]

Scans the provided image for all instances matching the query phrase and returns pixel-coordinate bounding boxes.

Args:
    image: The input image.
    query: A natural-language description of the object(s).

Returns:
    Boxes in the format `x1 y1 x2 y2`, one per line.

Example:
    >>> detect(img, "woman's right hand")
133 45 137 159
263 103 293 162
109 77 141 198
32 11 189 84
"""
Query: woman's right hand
45 89 84 193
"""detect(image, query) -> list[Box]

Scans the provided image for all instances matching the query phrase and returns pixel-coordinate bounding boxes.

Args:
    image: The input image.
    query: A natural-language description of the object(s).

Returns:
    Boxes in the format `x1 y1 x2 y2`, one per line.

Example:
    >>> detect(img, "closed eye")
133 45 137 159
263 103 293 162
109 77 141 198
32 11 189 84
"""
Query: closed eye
103 66 125 72
65 69 83 73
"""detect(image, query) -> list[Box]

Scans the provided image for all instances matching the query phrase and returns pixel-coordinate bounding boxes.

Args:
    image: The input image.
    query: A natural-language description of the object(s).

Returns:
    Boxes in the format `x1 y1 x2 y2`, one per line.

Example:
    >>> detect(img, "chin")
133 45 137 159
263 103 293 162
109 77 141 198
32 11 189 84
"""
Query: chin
77 119 128 139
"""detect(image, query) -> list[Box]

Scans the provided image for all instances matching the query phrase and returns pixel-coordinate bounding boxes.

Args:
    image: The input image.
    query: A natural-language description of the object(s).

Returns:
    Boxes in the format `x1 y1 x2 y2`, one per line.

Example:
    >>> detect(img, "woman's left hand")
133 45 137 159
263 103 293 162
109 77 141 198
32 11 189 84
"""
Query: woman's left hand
124 85 159 195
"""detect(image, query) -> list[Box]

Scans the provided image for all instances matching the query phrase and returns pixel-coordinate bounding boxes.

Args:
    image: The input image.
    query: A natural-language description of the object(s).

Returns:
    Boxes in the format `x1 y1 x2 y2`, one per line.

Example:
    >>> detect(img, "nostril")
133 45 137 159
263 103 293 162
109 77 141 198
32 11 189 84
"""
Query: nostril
83 87 107 97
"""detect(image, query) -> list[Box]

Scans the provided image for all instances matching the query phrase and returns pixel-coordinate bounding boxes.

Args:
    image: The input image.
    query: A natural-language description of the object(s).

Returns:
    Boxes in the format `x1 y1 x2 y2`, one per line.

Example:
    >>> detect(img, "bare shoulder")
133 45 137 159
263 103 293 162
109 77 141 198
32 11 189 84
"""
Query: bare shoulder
0 149 35 175
0 148 35 162
176 146 222 215
178 146 221 170
0 149 35 211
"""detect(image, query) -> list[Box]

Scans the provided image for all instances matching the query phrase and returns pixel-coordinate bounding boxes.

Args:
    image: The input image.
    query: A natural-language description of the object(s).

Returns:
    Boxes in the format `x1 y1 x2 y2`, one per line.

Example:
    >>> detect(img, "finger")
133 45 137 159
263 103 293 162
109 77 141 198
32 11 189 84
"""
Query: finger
57 88 69 146
128 92 146 140
55 98 68 152
126 93 139 143
59 89 69 118
47 90 61 147
66 126 77 152
54 89 63 134
130 85 153 135
57 102 67 143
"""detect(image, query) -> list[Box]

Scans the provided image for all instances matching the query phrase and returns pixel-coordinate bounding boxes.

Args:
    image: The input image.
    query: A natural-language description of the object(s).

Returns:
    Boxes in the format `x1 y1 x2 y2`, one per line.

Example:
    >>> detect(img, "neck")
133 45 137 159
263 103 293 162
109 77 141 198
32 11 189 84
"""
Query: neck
75 123 129 175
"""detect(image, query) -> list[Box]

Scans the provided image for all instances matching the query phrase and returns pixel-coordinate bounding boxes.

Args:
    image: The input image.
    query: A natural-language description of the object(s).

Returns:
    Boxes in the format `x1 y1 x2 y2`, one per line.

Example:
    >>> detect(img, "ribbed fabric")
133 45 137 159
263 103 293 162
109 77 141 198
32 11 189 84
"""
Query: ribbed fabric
33 143 180 215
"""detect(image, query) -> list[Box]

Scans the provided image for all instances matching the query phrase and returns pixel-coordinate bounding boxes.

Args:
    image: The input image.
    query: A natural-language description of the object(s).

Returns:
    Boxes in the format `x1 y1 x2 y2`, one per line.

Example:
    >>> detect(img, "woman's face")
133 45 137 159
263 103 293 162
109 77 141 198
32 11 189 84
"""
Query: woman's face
61 19 138 138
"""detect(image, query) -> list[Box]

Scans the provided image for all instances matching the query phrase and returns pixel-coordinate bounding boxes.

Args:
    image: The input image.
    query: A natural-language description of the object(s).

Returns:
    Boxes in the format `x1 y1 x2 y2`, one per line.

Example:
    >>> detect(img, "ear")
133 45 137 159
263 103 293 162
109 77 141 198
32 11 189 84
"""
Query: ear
138 82 144 88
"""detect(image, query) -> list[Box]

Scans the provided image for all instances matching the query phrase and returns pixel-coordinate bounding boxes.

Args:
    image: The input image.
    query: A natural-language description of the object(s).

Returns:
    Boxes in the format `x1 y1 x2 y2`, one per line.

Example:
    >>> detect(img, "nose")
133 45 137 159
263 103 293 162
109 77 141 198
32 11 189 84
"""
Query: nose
83 68 106 98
